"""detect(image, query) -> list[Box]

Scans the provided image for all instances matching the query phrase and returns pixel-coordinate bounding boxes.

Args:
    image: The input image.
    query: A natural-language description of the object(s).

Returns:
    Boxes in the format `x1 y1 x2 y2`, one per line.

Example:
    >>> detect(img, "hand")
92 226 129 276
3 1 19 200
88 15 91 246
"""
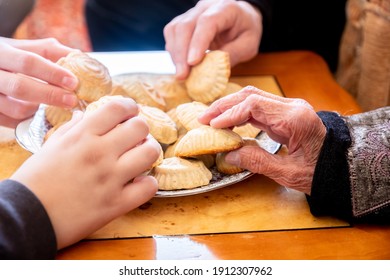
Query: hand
198 86 327 194
164 0 262 79
0 37 79 128
11 98 161 249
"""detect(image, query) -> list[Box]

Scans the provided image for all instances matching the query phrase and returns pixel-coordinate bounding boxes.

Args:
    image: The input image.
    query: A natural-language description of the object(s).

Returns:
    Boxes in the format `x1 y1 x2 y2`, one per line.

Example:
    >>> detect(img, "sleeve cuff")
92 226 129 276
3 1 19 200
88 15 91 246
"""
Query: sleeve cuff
306 111 353 221
0 179 57 259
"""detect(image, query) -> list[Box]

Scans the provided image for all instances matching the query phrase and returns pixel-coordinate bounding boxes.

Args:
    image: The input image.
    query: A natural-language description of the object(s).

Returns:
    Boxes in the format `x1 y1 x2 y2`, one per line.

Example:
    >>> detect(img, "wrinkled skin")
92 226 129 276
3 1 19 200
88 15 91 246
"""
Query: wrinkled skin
198 86 327 194
0 37 79 128
164 0 262 79
11 98 160 249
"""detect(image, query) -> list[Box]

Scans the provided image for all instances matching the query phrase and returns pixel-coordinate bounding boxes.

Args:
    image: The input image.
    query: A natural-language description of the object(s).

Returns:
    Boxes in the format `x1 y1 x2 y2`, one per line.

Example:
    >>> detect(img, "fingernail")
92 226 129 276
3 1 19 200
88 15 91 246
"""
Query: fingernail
225 151 240 165
62 76 78 90
175 63 184 77
188 49 198 64
62 94 78 107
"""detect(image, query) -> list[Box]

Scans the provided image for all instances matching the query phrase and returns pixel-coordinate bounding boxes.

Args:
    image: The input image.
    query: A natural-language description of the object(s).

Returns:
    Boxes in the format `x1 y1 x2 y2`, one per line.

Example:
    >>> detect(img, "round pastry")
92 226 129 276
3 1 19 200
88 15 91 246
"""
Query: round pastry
57 51 112 102
122 80 166 111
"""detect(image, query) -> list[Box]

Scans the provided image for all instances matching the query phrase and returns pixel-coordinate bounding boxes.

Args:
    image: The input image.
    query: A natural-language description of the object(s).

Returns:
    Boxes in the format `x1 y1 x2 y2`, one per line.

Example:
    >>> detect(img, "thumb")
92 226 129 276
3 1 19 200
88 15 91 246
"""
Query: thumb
225 146 313 194
225 146 281 176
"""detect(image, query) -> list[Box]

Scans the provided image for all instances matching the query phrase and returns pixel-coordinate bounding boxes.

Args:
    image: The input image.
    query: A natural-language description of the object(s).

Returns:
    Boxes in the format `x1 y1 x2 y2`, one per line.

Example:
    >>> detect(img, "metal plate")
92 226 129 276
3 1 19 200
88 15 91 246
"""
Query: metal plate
15 105 281 197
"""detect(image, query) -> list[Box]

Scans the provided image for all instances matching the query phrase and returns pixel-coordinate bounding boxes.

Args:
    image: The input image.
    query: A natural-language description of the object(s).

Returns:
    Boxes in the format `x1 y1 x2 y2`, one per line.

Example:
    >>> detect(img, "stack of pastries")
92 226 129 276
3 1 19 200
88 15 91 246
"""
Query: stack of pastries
45 50 262 191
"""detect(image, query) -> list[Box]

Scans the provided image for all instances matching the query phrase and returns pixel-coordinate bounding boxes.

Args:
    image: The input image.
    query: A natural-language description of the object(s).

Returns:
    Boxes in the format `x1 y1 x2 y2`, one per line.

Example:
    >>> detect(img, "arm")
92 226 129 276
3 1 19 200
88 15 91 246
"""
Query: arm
199 86 390 223
0 180 56 259
308 107 390 223
1 98 160 258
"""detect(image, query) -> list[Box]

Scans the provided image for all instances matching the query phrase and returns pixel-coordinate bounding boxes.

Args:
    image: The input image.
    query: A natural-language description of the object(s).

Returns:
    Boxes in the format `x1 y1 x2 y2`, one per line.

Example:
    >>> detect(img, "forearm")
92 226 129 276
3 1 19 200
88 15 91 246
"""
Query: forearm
0 179 57 259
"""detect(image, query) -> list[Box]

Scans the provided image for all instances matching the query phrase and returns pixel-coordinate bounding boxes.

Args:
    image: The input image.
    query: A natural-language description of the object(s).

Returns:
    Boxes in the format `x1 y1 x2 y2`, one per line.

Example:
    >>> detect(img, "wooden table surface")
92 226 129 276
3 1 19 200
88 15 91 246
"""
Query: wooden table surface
4 50 390 260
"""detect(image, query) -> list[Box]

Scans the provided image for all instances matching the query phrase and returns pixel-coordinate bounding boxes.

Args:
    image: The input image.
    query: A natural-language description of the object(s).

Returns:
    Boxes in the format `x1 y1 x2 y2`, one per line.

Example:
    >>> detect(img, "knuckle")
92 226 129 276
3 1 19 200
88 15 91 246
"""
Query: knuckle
10 102 37 120
42 37 60 47
17 54 36 73
6 76 24 98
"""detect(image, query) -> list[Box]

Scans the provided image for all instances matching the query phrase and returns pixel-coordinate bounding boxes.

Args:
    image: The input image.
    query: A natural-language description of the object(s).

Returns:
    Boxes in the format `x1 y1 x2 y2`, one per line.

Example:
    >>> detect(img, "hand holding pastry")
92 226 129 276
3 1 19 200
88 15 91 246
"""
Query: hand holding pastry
198 86 327 194
164 0 262 79
0 37 78 128
11 97 161 249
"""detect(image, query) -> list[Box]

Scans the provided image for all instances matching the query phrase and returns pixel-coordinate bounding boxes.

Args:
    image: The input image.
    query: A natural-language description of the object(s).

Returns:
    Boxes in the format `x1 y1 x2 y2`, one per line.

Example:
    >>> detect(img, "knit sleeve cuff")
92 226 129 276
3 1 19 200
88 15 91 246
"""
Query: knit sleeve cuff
306 111 353 221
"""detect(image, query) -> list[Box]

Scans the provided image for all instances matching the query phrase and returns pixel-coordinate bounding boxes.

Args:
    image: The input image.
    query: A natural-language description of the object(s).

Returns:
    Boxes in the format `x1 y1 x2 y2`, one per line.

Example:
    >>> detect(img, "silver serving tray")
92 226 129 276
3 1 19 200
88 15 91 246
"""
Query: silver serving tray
15 105 281 197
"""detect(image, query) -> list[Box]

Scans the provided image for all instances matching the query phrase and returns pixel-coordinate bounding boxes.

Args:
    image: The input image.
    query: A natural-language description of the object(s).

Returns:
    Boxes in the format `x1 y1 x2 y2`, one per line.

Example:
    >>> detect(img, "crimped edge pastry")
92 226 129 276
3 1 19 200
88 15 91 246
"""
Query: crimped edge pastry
216 137 262 174
139 105 178 145
185 50 230 104
175 101 209 131
174 125 243 157
154 75 192 111
150 157 212 190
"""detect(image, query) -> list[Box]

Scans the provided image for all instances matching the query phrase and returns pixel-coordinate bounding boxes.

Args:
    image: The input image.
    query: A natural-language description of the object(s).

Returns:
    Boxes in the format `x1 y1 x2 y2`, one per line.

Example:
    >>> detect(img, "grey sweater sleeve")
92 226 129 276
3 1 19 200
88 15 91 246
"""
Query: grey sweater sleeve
0 179 57 259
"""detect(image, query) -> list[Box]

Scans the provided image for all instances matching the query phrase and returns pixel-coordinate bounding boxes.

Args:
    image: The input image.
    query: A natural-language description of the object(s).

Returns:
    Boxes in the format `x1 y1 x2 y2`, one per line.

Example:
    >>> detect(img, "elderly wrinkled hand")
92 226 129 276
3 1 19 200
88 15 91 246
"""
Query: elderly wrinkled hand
0 37 78 128
198 86 327 194
164 0 262 79
11 98 160 249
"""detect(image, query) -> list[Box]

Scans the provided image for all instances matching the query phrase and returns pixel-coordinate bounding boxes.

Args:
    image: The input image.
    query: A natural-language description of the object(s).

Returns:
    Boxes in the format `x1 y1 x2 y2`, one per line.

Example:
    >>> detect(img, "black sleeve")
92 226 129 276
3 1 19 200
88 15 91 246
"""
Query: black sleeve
0 179 57 259
306 111 353 221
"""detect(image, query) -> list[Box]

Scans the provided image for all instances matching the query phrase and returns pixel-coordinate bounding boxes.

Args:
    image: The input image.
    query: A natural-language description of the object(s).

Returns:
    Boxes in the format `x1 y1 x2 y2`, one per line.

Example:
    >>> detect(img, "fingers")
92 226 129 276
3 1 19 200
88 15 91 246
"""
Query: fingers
199 86 311 127
105 116 150 154
0 43 78 91
164 2 210 79
80 98 140 135
48 110 84 139
198 86 260 124
117 135 162 177
119 175 158 213
225 146 313 194
0 70 78 108
0 94 39 127
4 37 77 62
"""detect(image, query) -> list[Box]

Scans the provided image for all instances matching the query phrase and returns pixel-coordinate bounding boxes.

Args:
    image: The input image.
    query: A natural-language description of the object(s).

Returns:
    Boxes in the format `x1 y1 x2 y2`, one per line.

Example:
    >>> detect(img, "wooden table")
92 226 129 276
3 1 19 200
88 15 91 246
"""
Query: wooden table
4 51 390 259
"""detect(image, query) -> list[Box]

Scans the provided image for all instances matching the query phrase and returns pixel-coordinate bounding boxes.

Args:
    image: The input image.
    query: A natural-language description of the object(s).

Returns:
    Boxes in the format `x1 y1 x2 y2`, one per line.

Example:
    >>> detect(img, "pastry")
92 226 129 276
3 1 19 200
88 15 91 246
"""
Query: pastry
139 105 178 145
216 137 262 174
174 125 243 157
232 123 261 138
185 50 230 104
154 75 191 111
220 81 243 97
175 101 209 131
150 157 212 190
57 51 112 102
121 80 166 111
84 95 127 114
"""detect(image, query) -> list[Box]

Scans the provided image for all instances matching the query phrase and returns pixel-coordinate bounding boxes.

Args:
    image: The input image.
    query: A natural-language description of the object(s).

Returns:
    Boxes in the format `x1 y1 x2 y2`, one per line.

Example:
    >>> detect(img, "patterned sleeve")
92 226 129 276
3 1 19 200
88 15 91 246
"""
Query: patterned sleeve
0 179 57 259
307 107 390 223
